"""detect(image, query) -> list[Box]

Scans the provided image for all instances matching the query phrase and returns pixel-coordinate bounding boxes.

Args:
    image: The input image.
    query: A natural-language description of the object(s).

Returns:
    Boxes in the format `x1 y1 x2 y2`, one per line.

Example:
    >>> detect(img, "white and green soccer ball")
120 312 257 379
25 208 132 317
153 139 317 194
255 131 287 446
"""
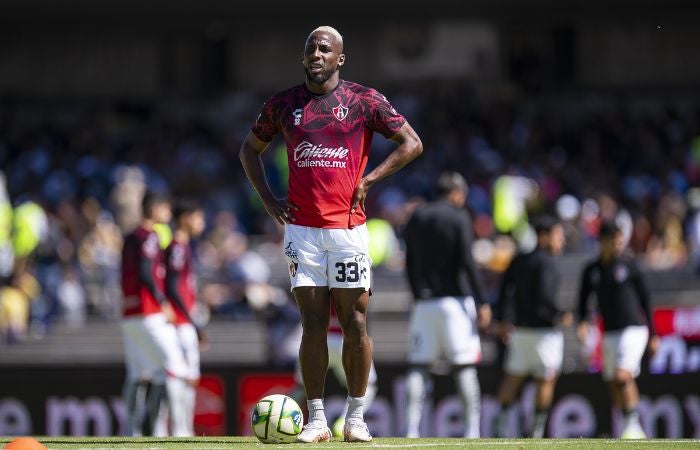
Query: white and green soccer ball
251 394 304 444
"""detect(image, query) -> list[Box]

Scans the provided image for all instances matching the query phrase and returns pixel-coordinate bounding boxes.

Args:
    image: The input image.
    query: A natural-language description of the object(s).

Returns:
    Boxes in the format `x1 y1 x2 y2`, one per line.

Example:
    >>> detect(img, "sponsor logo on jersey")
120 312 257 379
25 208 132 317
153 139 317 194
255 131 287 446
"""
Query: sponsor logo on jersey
293 108 303 126
332 104 349 121
292 141 349 169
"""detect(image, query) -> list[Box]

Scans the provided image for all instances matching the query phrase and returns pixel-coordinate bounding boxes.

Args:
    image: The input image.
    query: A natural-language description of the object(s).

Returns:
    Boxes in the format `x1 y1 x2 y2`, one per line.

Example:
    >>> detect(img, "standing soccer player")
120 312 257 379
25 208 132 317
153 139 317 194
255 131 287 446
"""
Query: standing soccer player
120 192 189 436
403 172 491 439
164 199 207 436
494 217 570 438
240 26 422 442
577 221 659 439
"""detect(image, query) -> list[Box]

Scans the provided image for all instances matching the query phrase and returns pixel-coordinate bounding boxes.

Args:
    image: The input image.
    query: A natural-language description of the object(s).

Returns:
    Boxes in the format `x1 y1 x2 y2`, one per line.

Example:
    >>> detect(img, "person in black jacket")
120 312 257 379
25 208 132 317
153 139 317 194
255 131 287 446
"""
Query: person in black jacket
494 216 571 438
577 221 659 439
403 171 491 438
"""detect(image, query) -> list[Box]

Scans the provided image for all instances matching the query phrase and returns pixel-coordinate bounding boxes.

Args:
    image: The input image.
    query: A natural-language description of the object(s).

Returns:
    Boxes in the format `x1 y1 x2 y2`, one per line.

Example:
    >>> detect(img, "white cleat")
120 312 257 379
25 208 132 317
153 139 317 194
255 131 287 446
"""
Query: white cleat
343 419 373 442
621 424 647 439
297 421 332 443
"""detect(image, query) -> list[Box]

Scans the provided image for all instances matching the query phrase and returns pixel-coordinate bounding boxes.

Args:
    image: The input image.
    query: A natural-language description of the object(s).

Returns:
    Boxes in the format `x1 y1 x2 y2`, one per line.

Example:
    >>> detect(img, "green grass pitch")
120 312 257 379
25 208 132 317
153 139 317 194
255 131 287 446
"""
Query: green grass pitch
1 437 700 450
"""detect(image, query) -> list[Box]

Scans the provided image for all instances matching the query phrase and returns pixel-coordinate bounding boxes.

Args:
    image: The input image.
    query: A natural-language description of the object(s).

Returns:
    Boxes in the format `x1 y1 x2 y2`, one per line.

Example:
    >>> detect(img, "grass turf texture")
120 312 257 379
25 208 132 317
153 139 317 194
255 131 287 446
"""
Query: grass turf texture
1 437 700 450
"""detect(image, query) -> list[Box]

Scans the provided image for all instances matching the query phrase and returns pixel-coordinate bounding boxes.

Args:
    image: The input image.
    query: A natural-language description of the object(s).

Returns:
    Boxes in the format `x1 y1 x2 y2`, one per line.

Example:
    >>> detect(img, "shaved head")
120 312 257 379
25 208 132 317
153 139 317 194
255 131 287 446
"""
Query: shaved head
308 26 344 52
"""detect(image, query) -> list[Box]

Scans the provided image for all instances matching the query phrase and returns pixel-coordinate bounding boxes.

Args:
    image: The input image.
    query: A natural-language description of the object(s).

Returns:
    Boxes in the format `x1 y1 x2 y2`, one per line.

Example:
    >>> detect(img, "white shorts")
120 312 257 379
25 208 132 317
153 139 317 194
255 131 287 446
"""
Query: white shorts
505 328 564 380
294 332 378 386
602 325 649 381
407 296 481 366
176 323 201 380
283 224 372 290
121 313 189 383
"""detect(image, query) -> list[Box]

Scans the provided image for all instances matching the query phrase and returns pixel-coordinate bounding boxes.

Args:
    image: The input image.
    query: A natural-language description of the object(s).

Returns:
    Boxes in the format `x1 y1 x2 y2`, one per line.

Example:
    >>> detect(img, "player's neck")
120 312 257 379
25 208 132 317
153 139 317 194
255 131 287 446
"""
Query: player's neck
174 228 190 244
141 219 154 231
305 74 340 95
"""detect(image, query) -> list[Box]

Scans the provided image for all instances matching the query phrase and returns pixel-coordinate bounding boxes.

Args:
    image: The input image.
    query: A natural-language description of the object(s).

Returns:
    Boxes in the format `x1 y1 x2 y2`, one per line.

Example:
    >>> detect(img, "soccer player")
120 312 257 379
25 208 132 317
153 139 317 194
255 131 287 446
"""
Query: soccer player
289 304 379 438
239 26 422 442
577 221 659 439
403 172 491 439
120 192 189 436
164 199 207 436
494 216 570 438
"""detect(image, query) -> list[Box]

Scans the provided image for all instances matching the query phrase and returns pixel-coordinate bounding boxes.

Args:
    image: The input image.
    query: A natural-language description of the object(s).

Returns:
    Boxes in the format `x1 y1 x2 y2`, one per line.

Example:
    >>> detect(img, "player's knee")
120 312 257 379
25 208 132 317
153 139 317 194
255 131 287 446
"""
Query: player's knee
301 314 328 335
614 369 632 385
342 313 368 342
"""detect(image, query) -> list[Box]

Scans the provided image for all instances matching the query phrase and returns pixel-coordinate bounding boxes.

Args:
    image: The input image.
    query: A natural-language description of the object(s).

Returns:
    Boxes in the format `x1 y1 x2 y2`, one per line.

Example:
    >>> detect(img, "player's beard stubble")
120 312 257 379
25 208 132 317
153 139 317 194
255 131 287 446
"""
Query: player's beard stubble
304 65 338 86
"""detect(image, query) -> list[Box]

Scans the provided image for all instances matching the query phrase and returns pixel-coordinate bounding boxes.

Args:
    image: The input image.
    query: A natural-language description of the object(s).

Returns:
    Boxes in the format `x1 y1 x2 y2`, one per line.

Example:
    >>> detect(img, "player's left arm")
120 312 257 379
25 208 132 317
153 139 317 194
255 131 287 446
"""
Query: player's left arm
457 212 491 329
165 252 203 340
351 122 423 213
630 261 659 355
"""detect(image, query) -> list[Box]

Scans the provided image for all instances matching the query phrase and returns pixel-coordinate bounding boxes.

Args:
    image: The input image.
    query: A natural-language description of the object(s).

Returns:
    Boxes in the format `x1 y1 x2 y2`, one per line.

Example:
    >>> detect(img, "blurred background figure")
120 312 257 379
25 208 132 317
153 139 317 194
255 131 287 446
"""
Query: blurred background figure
577 221 659 439
403 172 491 439
164 198 208 437
494 216 571 438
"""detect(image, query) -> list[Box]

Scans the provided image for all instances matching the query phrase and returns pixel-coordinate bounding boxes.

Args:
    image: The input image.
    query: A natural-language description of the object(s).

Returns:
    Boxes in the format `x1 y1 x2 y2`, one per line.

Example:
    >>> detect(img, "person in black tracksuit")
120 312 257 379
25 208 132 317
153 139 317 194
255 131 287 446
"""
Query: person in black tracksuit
494 216 572 438
577 220 659 439
403 171 491 438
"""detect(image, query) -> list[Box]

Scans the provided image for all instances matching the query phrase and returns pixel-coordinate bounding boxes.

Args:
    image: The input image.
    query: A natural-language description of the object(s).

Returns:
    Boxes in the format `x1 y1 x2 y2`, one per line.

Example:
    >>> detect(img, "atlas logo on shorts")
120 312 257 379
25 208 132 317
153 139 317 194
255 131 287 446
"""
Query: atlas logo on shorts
285 242 299 277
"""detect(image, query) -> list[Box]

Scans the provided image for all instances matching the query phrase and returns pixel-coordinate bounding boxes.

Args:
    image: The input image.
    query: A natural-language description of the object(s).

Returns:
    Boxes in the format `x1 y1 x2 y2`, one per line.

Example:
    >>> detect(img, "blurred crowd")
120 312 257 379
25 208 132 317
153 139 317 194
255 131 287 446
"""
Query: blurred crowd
1 84 700 345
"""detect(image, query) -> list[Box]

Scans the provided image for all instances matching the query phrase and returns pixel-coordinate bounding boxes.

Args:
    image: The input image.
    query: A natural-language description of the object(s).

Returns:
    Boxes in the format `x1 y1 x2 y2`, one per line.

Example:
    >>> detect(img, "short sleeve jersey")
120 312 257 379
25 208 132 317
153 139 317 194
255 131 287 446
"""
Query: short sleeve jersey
164 239 196 325
120 226 164 317
251 80 405 229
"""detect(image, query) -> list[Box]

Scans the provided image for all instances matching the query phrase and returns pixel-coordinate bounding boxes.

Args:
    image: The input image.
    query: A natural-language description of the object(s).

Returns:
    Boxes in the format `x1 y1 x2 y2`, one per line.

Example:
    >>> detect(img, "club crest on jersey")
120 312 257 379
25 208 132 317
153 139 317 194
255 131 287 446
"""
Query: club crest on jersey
332 104 349 121
293 108 303 126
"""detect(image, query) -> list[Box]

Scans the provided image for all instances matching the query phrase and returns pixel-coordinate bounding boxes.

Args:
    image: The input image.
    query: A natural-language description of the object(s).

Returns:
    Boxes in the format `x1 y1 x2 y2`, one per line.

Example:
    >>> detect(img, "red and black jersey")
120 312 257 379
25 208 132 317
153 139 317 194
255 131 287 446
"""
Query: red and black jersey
251 80 405 229
120 226 165 317
164 238 196 325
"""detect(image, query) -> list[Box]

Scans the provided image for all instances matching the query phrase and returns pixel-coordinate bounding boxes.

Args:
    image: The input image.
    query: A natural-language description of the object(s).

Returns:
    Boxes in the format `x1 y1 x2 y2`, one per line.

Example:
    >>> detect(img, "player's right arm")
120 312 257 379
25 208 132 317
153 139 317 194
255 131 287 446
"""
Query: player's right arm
239 132 298 225
139 233 166 304
576 264 593 343
495 257 517 342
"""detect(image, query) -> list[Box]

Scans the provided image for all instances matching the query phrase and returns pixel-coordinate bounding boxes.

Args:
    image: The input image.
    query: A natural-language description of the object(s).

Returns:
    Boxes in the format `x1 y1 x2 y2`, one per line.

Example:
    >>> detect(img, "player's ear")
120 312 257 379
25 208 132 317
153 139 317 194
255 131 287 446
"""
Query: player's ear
338 53 345 67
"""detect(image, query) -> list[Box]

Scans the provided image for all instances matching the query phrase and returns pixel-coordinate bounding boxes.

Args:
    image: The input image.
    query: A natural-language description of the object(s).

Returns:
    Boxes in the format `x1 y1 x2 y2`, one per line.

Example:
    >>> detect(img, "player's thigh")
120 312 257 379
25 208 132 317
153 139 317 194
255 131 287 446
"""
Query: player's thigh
533 329 564 380
505 329 534 376
177 324 200 379
284 224 328 289
293 286 331 331
326 225 372 291
442 297 482 365
407 302 440 364
602 332 621 381
327 333 347 384
120 320 144 379
617 326 648 378
145 314 188 380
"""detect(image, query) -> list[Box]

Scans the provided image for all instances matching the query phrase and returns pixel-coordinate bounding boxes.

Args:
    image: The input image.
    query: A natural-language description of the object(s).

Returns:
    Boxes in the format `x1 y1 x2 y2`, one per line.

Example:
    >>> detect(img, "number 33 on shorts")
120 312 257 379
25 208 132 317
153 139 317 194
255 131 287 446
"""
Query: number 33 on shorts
283 224 372 290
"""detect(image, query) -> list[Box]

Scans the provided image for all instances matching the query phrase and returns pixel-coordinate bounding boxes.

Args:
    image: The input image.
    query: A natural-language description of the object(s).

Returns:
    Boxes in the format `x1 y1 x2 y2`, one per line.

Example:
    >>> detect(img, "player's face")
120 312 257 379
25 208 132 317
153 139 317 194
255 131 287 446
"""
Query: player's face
549 224 566 255
600 231 624 256
188 210 206 238
303 32 344 85
152 202 172 224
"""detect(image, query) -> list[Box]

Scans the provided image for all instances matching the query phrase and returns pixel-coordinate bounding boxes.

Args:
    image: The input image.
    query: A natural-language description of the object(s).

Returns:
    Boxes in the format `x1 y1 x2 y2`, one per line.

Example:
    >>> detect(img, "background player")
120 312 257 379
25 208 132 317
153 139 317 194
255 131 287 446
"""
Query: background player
239 25 422 442
403 171 491 439
164 199 207 436
494 216 571 438
577 221 659 439
120 192 189 436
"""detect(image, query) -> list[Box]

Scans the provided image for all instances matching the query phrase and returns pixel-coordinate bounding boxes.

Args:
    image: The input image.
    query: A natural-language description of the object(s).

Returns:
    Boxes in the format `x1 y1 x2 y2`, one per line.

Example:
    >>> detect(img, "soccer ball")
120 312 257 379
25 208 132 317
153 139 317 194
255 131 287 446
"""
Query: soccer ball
251 394 304 444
